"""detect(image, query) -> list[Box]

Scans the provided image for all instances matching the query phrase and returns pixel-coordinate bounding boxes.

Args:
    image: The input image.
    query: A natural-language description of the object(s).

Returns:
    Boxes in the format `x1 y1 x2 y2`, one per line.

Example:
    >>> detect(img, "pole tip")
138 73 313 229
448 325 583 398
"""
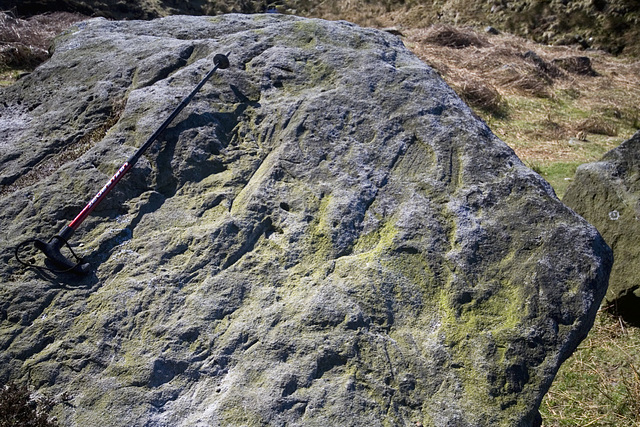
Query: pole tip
214 53 230 70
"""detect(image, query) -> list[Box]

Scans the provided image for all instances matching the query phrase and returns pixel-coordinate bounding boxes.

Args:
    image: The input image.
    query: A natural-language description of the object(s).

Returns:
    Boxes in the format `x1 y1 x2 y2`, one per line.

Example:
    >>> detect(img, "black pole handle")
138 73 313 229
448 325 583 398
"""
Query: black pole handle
33 238 91 275
15 225 91 274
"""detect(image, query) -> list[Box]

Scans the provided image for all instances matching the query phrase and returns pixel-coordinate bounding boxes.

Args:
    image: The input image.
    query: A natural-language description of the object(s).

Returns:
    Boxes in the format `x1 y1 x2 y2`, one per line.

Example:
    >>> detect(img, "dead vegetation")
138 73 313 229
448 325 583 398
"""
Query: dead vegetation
403 24 640 168
576 117 619 137
304 0 640 57
0 11 86 72
456 77 505 117
408 26 568 100
541 311 640 426
0 381 59 427
420 24 489 49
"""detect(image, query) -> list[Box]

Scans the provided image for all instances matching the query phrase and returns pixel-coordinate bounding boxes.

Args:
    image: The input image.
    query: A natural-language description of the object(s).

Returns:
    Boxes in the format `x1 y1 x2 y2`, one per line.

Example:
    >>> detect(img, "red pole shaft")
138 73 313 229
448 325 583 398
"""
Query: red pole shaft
68 161 133 230
65 53 230 233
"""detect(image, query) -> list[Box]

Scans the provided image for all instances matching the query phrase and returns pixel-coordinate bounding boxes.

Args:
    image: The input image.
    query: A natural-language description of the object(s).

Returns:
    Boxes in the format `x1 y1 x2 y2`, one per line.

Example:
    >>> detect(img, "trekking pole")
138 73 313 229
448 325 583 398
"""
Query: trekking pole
15 53 231 274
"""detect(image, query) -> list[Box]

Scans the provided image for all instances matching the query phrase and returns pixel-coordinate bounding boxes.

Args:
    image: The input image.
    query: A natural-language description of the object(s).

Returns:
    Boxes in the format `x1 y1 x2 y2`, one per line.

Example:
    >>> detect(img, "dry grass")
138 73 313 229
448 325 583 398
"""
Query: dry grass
403 25 640 176
420 24 489 49
0 11 86 72
0 381 59 427
541 311 640 426
552 56 598 76
405 27 560 102
456 77 505 116
576 117 619 137
302 0 640 56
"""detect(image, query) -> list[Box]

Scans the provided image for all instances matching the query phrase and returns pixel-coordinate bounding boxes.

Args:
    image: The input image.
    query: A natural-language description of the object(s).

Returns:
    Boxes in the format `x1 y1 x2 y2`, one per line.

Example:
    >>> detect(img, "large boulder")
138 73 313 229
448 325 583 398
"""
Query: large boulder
564 130 640 323
0 15 611 426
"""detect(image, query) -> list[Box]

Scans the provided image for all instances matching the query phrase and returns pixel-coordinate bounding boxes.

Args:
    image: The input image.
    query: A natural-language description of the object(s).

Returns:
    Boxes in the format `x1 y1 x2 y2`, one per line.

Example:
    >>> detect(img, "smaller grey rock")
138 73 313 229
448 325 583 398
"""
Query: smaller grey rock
485 26 500 35
564 130 640 323
382 27 405 37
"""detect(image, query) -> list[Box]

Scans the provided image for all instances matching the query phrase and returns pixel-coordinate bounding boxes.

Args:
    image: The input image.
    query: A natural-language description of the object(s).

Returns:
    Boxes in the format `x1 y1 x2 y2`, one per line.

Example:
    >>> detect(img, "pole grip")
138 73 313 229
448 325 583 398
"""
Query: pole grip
33 226 91 274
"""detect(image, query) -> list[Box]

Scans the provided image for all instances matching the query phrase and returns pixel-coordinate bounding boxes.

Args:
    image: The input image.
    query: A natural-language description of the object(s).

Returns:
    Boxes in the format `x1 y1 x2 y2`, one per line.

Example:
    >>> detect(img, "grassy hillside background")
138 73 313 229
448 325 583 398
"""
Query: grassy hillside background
3 0 640 55
1 2 640 425
298 0 640 55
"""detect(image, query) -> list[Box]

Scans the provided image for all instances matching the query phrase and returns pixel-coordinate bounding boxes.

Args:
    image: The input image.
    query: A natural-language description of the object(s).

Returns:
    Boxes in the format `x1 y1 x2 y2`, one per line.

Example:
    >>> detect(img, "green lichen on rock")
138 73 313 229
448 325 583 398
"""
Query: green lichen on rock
0 14 611 427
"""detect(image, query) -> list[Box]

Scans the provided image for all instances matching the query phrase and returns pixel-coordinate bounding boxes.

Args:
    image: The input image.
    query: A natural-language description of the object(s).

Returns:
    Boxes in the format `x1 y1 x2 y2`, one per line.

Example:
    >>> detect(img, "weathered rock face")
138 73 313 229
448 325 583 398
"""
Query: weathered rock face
564 130 640 321
0 14 611 426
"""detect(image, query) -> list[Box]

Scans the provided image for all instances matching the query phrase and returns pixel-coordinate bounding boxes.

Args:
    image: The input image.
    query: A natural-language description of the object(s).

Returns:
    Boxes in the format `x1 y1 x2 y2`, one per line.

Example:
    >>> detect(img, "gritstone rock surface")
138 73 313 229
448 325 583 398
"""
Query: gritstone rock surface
0 14 612 426
564 130 640 312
